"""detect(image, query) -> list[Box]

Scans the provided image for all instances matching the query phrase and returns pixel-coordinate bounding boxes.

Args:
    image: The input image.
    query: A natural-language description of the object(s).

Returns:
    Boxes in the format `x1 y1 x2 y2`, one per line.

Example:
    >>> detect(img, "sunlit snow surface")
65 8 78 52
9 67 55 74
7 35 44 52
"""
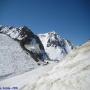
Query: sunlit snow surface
0 41 90 90
0 34 38 80
38 32 73 61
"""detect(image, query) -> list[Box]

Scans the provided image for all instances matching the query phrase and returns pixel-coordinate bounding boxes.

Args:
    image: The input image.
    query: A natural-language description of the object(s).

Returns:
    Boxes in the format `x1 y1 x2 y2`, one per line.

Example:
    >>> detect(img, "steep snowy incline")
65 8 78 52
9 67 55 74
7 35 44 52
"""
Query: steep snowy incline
0 41 90 90
38 31 74 61
28 41 90 90
0 26 49 64
0 34 38 80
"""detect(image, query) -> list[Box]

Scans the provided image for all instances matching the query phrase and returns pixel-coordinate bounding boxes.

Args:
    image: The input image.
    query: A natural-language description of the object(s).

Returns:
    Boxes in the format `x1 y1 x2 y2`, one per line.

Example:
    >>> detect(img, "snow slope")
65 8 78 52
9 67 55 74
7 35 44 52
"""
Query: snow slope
0 26 49 63
0 41 90 90
38 31 73 61
0 34 38 80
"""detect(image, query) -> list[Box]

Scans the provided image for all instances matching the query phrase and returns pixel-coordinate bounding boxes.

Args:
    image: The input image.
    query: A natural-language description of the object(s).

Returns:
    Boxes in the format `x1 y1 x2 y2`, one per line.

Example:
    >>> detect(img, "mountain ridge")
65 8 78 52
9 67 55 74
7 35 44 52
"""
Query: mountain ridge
0 25 74 62
38 31 74 60
0 25 49 65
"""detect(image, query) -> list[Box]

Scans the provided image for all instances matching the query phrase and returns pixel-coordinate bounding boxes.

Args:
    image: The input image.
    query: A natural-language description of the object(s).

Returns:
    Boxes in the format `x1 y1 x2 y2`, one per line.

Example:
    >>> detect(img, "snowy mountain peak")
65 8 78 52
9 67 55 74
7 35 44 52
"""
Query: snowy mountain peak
48 31 57 35
38 31 74 60
0 25 49 64
0 25 74 62
38 31 73 48
0 25 75 80
47 31 61 41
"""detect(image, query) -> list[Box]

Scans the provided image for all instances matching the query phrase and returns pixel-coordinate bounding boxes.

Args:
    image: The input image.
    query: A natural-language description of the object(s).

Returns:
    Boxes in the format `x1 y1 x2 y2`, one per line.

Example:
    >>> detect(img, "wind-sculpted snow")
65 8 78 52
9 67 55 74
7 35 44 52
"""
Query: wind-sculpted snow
0 41 90 90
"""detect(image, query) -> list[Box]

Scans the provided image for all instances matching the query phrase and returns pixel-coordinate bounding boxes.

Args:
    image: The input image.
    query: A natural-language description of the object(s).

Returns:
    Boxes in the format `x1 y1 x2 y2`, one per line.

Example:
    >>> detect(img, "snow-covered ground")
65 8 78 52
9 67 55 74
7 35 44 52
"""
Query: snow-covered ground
0 34 38 80
0 41 90 90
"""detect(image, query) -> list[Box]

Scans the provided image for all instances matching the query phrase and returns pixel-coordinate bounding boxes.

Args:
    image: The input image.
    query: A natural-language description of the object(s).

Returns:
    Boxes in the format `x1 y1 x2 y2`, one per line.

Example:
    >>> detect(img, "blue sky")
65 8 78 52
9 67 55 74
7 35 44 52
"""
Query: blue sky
0 0 90 45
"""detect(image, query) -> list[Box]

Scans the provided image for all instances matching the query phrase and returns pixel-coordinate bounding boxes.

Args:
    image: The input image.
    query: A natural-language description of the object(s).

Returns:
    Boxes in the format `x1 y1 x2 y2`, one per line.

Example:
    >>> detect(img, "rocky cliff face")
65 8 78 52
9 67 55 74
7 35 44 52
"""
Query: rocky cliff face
0 25 48 64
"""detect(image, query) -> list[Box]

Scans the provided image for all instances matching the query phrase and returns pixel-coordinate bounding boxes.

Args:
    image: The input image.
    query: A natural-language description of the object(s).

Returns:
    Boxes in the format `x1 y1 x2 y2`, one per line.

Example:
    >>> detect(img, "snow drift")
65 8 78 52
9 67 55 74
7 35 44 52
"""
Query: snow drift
0 41 90 90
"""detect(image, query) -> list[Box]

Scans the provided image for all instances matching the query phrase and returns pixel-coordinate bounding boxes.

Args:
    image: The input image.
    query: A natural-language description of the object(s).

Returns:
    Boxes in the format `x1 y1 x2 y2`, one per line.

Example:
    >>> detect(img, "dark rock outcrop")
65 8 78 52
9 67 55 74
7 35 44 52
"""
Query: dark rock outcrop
0 25 49 64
